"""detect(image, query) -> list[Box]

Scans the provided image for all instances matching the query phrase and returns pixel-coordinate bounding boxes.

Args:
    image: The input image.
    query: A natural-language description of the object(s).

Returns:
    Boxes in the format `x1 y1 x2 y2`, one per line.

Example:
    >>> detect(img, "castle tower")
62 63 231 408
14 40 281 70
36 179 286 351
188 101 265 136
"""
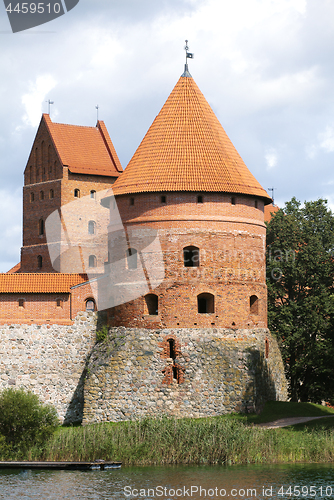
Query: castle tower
21 114 122 273
83 68 288 423
105 69 272 330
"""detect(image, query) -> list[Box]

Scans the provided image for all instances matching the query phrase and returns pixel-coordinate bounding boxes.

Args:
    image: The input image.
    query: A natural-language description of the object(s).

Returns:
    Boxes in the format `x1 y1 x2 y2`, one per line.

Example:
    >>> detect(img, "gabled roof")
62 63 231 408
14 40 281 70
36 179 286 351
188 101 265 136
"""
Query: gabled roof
0 273 88 293
43 114 122 176
111 73 271 204
7 263 21 274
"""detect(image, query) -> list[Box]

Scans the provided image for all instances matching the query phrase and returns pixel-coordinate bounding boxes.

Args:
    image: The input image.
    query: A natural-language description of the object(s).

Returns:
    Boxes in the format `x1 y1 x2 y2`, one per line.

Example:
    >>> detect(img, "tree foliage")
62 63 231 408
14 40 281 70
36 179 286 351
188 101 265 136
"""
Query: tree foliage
0 388 58 451
266 197 334 403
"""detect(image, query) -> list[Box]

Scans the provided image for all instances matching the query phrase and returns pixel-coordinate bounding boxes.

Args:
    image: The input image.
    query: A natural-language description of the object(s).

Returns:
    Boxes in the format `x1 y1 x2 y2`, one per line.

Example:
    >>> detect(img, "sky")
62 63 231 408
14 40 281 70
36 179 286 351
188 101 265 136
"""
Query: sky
1 0 334 272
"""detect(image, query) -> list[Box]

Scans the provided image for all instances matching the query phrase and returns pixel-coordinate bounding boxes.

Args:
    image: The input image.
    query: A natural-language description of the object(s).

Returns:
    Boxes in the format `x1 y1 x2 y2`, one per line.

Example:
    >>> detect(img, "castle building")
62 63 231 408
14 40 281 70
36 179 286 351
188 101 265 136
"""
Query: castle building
83 66 288 422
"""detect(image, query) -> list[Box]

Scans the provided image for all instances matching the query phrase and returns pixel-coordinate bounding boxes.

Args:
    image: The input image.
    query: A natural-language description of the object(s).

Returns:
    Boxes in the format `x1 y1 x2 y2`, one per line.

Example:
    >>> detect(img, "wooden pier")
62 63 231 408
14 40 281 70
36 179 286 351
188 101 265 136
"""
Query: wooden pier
0 460 122 471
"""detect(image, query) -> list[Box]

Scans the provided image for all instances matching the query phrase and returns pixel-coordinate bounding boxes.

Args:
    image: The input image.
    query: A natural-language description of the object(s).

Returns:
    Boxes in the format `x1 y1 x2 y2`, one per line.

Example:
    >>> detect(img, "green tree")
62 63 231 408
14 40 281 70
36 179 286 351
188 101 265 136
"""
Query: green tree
266 197 334 403
0 388 58 451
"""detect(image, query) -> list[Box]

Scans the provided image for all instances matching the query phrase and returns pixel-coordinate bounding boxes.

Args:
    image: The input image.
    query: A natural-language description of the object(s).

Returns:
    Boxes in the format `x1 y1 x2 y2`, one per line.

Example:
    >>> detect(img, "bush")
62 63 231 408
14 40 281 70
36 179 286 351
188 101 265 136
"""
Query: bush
0 388 58 451
96 325 109 343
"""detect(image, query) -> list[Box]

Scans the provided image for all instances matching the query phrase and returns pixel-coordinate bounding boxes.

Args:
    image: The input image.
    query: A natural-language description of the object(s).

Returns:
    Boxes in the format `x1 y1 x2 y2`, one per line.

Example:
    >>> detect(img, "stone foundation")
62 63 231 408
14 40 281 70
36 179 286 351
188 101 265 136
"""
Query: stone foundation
83 327 288 423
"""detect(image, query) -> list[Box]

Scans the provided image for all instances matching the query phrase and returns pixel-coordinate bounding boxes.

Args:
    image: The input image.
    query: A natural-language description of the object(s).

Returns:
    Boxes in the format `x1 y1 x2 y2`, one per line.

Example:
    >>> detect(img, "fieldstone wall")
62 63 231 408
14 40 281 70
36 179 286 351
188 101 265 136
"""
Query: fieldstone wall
0 312 97 424
83 327 288 423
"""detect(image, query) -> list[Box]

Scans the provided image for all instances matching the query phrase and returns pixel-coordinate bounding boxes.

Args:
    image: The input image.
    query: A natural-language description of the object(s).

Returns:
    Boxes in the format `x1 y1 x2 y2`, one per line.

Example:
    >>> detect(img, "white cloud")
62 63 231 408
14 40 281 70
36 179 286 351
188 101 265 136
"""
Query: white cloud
319 125 334 153
265 148 278 170
21 75 57 127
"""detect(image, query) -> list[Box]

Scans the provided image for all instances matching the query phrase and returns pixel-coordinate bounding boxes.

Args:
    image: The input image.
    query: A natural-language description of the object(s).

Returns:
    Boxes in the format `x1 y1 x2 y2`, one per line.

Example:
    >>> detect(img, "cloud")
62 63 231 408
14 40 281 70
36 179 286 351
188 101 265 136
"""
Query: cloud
265 148 278 170
319 125 334 153
21 75 57 127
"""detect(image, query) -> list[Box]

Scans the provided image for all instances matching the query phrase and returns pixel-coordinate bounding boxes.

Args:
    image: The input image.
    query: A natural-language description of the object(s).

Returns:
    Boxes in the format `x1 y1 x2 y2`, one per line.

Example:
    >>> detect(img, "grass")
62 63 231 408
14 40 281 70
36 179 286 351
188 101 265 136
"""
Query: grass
1 402 334 466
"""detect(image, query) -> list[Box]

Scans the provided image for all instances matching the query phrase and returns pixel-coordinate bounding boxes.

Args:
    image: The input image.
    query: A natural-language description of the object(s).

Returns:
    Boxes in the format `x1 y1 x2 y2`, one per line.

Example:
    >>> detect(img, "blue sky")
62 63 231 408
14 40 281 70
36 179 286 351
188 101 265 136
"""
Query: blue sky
0 0 334 271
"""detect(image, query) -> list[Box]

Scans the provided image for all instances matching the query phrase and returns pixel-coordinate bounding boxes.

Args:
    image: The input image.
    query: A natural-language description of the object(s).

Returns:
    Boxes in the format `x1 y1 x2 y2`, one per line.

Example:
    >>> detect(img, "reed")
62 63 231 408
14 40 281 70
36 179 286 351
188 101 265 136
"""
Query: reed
2 416 334 465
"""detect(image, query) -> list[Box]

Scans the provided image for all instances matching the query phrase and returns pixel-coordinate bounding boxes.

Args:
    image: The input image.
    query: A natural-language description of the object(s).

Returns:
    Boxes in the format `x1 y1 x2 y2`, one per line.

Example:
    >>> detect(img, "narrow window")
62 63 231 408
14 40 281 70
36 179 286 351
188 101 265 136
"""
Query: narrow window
161 195 166 203
41 141 45 172
89 255 97 268
250 295 259 315
183 246 199 267
49 189 54 199
48 145 52 174
37 255 43 268
265 338 269 359
126 248 138 270
56 299 63 308
197 293 215 314
130 197 134 206
74 189 80 198
88 220 96 235
255 199 258 209
145 294 158 315
231 197 236 205
168 339 176 359
86 299 96 312
38 219 44 236
30 192 35 202
18 299 24 308
40 190 44 201
36 168 40 182
197 195 203 203
90 190 96 199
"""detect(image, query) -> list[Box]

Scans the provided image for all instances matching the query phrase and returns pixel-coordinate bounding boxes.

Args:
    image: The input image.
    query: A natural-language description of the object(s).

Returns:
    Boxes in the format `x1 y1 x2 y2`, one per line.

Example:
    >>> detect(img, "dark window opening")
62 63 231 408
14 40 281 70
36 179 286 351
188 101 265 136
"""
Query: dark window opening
40 191 44 201
265 338 269 358
90 190 96 199
197 293 215 314
130 197 134 206
126 248 138 269
89 255 97 268
172 366 178 380
168 339 176 359
161 195 166 203
49 189 54 199
38 219 44 236
184 246 200 267
37 255 43 268
74 189 80 198
86 299 96 312
88 220 96 235
250 295 259 315
231 197 236 205
145 294 158 315
197 195 203 203
18 299 24 308
30 192 34 202
255 199 258 209
56 299 62 308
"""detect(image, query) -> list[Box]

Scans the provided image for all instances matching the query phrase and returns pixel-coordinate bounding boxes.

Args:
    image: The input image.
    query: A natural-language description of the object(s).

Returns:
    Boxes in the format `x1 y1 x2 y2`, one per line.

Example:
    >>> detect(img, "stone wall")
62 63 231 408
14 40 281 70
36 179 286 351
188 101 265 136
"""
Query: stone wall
0 312 97 424
83 327 288 424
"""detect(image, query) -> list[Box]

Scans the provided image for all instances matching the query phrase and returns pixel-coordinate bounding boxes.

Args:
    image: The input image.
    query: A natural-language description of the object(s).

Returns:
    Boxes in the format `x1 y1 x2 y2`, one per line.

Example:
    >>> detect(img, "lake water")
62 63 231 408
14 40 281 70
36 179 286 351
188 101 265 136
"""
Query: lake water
0 463 333 500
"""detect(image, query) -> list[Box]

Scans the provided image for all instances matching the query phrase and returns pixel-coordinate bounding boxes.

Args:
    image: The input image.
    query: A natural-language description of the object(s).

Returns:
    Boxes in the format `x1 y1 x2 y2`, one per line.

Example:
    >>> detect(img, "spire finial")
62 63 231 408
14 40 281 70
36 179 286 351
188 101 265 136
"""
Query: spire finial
182 40 194 77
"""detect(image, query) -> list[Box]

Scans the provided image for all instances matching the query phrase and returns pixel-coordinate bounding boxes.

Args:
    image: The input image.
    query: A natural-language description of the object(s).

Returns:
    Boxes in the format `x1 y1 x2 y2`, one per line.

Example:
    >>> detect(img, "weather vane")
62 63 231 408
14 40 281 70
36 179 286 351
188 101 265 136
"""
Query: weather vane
268 187 276 205
96 105 99 122
46 99 54 116
183 40 194 75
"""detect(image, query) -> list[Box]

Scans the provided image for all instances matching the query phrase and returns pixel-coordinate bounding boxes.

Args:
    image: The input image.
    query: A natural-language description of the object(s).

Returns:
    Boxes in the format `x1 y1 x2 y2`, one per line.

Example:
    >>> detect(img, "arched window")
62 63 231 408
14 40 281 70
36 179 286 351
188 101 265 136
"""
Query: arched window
126 248 137 270
30 192 34 202
197 195 203 203
90 190 96 199
250 295 259 315
37 255 43 268
40 190 44 201
231 197 236 205
38 219 44 236
130 197 134 206
48 145 52 174
89 255 97 268
86 298 96 312
49 189 54 199
197 293 215 314
74 189 80 198
145 294 158 315
88 220 96 235
183 246 199 267
18 299 25 308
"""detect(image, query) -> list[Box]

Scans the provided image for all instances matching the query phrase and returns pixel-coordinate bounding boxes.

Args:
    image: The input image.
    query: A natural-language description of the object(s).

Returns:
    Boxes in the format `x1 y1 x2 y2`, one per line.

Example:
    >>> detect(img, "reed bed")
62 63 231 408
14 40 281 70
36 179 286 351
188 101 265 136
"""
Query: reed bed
2 417 334 465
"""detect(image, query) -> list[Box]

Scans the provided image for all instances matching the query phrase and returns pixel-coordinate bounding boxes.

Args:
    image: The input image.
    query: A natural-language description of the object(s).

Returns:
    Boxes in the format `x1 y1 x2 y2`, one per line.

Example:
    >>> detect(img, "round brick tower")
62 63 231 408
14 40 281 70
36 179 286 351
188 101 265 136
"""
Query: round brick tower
87 66 287 422
104 67 272 330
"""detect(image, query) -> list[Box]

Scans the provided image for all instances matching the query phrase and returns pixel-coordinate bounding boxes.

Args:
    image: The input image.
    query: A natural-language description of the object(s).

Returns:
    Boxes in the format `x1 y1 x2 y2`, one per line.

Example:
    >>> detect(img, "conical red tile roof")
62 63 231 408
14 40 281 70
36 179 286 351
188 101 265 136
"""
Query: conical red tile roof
112 74 271 203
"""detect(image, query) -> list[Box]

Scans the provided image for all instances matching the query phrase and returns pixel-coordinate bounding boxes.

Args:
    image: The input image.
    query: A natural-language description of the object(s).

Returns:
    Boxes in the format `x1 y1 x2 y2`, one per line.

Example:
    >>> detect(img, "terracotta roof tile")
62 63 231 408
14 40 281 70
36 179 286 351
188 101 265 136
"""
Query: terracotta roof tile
0 273 88 293
7 263 21 274
264 204 280 223
112 75 271 203
43 115 122 177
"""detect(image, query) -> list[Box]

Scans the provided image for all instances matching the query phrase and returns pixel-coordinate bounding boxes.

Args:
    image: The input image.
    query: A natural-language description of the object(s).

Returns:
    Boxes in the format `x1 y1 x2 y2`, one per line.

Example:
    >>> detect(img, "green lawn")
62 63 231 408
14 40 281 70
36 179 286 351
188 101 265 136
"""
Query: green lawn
245 401 334 425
